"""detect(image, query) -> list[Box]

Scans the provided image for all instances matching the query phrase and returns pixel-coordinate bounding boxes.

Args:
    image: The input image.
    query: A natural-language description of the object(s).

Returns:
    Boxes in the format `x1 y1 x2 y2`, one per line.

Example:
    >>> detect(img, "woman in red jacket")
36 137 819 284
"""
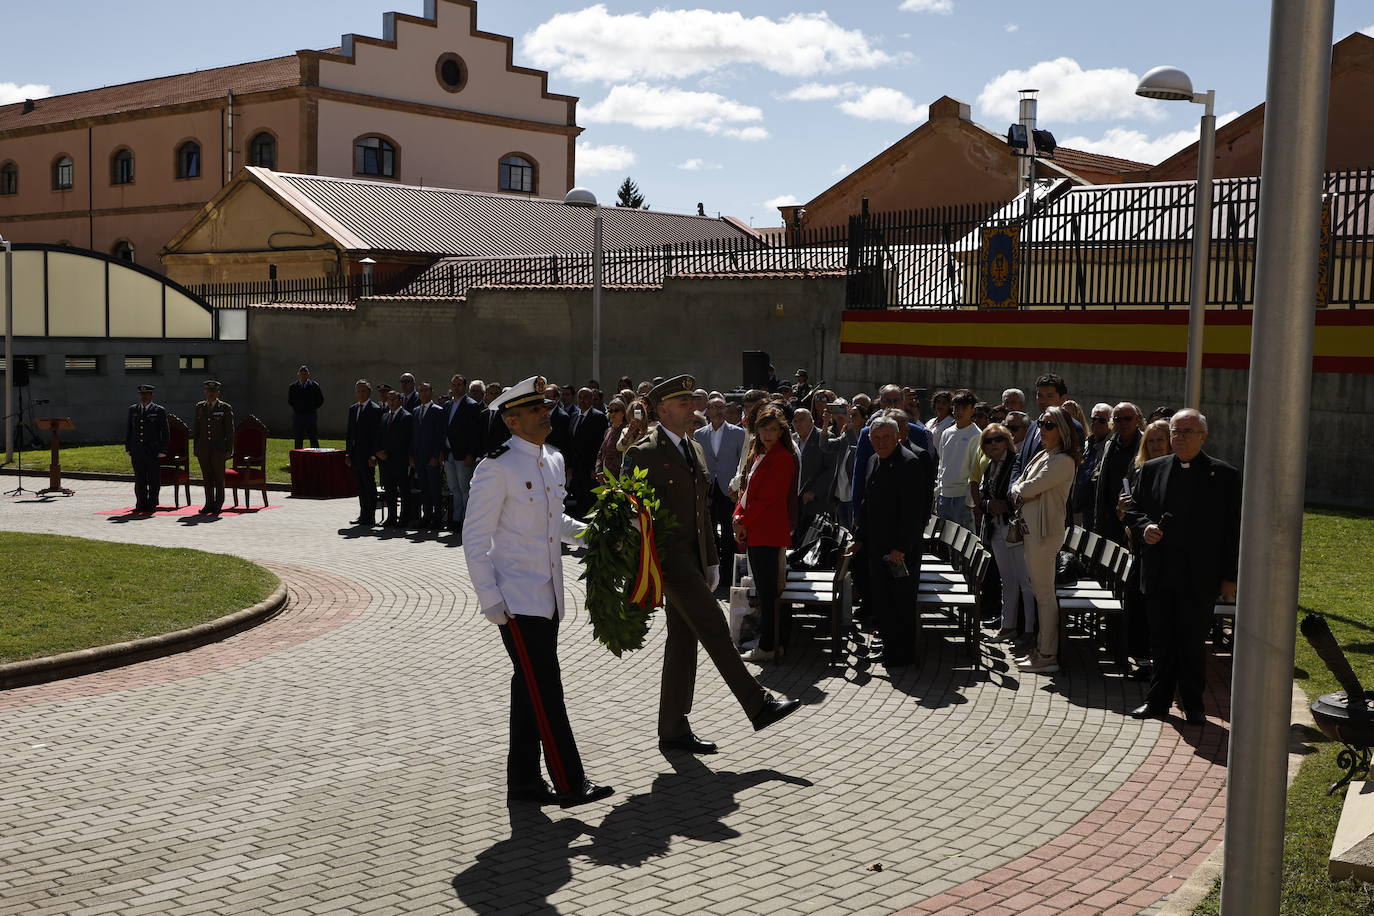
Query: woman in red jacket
733 405 798 662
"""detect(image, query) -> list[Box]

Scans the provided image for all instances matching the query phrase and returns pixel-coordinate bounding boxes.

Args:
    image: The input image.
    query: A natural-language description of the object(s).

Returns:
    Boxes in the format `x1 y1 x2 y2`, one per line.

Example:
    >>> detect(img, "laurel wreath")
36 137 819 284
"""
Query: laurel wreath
577 466 675 656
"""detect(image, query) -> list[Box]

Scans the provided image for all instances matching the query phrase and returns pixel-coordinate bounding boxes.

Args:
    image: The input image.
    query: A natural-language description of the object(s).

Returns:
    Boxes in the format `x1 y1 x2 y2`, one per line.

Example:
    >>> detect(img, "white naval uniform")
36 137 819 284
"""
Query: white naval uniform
462 434 588 620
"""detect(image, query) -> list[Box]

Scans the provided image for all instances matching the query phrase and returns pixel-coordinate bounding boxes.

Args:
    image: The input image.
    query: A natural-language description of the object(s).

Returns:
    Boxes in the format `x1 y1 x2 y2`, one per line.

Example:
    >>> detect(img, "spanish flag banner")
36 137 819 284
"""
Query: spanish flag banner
626 495 665 609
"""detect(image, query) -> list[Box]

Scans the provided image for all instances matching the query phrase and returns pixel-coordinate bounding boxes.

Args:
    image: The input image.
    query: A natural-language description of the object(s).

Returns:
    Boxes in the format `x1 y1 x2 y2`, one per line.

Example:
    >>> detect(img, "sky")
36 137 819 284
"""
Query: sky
2 1 1371 226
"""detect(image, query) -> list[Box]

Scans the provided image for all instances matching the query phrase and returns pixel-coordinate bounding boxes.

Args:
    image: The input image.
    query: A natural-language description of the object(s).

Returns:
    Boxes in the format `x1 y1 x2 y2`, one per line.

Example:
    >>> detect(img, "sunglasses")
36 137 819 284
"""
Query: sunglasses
1006 424 1026 431
1037 420 1057 429
1091 416 1110 424
983 436 1009 445
1112 414 1137 423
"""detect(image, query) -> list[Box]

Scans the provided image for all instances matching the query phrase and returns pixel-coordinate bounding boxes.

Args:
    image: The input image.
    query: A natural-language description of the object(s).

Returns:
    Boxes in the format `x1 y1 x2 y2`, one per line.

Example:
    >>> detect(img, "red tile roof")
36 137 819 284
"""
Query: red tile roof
0 54 304 132
1051 146 1153 174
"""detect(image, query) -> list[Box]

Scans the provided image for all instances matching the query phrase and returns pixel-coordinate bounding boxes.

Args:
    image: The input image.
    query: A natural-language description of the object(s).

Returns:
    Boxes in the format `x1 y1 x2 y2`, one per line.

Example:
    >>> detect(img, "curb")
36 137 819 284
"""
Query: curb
0 467 293 492
0 579 289 690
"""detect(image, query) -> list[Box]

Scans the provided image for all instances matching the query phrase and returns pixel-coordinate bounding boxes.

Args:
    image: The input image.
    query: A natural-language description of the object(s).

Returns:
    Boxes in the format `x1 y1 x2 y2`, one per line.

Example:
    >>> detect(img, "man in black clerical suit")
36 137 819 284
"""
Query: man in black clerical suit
1123 408 1240 725
125 383 169 512
345 379 383 526
376 390 414 528
851 412 935 668
568 386 609 515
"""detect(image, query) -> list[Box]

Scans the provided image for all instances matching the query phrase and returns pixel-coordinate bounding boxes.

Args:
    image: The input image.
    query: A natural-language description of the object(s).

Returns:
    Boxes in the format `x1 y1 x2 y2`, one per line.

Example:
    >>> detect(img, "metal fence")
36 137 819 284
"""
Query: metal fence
192 169 1374 311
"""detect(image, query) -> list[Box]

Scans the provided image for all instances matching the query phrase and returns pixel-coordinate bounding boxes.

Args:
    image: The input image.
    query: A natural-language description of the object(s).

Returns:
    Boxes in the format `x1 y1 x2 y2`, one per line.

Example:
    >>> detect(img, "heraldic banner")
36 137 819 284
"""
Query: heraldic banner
979 226 1020 309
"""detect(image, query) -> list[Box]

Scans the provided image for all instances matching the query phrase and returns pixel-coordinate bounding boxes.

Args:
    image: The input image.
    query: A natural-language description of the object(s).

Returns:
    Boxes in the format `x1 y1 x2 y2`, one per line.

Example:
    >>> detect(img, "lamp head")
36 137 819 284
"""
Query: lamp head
563 187 598 207
1136 65 1195 101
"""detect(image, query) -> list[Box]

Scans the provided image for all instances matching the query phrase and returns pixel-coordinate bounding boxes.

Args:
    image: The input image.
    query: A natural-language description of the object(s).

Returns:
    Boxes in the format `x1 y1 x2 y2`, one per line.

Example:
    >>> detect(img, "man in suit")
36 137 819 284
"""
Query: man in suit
693 395 745 581
624 375 801 756
192 380 235 514
850 413 935 668
1092 402 1143 545
792 408 836 543
410 381 448 530
444 376 487 535
849 385 936 517
376 390 414 528
398 372 420 411
287 365 324 449
345 379 383 526
568 386 609 515
125 383 169 513
1124 409 1240 725
545 383 574 458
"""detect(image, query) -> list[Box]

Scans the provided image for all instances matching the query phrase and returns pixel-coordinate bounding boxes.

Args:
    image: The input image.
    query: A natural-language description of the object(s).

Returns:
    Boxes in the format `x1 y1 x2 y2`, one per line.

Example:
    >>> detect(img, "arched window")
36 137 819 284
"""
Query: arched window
111 148 134 185
499 154 535 193
0 161 16 196
176 140 201 179
112 240 135 263
249 132 276 169
353 135 397 178
52 155 74 191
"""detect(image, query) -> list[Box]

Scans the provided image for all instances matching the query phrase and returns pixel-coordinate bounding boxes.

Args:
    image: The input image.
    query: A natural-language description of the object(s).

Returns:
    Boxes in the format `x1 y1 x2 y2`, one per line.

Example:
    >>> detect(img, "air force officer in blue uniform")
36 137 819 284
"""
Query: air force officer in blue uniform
462 376 613 809
125 383 169 513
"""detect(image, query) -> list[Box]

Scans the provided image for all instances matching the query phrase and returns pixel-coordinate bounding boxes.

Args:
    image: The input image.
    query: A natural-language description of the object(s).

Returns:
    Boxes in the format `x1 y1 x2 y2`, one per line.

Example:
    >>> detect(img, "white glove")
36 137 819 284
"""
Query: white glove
483 607 511 626
706 565 720 591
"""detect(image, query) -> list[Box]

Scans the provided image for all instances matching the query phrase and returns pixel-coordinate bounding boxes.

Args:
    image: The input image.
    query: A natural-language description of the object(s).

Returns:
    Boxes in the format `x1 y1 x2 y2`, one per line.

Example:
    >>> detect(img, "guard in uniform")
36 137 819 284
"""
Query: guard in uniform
624 374 801 755
463 376 614 808
192 380 235 514
125 383 169 513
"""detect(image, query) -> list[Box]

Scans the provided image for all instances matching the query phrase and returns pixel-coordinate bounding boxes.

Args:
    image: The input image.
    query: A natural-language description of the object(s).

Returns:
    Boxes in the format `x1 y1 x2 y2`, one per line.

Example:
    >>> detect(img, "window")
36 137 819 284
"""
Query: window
112 240 135 263
179 355 208 372
435 52 467 93
52 155 74 190
499 155 535 193
65 356 101 374
249 132 276 169
176 141 201 179
354 135 396 178
0 356 39 375
0 161 16 196
111 148 134 185
124 356 156 373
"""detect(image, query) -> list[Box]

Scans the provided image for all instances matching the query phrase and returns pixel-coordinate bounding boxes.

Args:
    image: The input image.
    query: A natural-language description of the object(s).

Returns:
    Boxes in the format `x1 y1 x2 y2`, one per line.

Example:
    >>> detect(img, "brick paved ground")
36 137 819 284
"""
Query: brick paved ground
0 482 1230 915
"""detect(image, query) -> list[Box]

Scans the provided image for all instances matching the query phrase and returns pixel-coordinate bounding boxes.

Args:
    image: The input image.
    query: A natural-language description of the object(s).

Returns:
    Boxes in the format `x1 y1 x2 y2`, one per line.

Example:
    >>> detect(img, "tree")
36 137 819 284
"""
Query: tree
616 177 647 209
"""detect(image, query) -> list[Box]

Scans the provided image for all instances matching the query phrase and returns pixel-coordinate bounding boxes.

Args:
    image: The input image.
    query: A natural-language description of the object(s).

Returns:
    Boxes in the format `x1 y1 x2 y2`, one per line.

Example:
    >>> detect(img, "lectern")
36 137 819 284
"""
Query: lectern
35 417 75 496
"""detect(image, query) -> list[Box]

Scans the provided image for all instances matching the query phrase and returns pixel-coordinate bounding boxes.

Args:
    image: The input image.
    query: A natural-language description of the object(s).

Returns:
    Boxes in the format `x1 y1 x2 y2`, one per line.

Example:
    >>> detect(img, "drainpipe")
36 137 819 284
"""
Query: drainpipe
225 90 235 186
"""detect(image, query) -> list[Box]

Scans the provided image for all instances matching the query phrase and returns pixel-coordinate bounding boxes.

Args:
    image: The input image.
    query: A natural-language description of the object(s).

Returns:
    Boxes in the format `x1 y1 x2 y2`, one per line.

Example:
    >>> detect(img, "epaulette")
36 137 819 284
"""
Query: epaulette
486 444 510 459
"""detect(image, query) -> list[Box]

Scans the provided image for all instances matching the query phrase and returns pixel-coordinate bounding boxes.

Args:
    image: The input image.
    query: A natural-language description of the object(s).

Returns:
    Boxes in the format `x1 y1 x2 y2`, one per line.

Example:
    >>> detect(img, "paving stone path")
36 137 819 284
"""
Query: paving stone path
0 482 1231 915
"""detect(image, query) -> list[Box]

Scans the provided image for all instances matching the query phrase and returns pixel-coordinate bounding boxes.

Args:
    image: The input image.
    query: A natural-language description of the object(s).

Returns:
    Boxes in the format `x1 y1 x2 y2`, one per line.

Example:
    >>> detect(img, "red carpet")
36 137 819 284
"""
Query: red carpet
97 504 278 517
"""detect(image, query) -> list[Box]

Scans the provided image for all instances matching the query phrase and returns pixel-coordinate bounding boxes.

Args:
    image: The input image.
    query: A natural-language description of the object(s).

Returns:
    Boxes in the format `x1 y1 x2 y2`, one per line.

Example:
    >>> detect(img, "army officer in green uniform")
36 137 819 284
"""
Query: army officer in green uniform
192 380 235 514
624 374 801 755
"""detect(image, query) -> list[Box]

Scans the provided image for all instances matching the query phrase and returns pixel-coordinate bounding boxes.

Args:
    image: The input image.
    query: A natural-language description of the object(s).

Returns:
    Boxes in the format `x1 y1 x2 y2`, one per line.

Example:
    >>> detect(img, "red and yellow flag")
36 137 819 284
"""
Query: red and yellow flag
626 495 664 609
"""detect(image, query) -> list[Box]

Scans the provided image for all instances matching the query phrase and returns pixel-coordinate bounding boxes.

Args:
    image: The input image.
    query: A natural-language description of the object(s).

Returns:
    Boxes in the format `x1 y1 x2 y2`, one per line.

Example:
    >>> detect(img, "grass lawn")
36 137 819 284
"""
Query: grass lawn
0 532 279 664
1194 507 1374 915
13 437 344 485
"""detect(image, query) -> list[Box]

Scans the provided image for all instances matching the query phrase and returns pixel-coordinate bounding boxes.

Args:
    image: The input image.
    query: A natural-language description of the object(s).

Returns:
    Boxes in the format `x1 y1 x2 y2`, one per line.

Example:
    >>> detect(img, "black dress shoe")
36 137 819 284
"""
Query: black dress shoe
751 697 801 732
658 732 718 754
1129 704 1166 720
558 780 614 809
1183 709 1207 726
507 780 559 805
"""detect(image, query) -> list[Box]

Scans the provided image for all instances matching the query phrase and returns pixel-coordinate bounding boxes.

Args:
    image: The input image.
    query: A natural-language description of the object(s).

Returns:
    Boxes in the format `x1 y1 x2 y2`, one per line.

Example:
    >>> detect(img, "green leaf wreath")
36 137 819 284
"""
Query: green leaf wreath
577 466 675 656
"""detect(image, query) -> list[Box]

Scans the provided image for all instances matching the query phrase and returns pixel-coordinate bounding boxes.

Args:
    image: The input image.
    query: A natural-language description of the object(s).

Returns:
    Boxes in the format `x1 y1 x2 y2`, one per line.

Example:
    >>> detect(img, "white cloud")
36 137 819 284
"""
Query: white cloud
763 194 801 209
523 5 896 83
1005 23 1019 33
977 57 1166 124
678 158 722 171
1061 111 1239 165
1363 24 1374 37
781 82 856 101
839 87 927 124
0 82 52 106
577 142 637 174
582 83 767 139
899 0 953 13
832 163 851 177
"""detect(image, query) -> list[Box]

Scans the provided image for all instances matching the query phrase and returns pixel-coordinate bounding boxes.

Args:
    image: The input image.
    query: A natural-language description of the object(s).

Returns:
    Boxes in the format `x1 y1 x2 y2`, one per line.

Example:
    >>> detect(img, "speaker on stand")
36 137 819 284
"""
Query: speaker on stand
741 350 770 390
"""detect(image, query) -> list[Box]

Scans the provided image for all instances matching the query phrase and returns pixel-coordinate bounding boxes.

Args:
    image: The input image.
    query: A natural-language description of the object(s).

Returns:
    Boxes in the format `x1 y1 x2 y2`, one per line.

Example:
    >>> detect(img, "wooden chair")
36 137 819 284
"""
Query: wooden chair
157 413 192 508
224 415 269 508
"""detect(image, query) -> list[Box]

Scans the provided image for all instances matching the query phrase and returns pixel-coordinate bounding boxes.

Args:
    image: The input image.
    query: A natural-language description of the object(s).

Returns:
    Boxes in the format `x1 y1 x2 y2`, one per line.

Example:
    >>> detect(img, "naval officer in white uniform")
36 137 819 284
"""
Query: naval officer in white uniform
462 376 614 809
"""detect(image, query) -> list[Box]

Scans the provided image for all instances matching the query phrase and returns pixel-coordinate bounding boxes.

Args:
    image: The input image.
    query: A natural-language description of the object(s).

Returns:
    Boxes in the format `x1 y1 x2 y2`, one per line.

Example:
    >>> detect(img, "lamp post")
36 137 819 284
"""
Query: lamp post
562 187 602 384
2 234 13 465
1136 66 1216 410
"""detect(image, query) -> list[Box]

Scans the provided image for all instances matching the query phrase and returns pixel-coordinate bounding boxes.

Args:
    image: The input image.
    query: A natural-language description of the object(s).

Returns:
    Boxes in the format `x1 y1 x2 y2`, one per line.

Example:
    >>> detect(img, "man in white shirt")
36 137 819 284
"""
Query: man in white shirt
693 396 745 579
935 389 982 529
462 376 613 809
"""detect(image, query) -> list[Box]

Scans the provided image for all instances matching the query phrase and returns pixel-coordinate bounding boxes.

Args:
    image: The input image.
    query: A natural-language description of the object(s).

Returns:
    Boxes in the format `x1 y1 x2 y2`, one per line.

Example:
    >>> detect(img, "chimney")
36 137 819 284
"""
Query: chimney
1018 89 1039 190
21 99 35 114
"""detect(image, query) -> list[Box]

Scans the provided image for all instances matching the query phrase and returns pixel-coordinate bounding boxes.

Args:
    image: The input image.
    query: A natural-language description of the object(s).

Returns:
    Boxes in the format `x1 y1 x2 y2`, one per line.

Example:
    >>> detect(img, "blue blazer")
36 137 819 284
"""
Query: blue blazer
410 402 448 463
694 421 745 496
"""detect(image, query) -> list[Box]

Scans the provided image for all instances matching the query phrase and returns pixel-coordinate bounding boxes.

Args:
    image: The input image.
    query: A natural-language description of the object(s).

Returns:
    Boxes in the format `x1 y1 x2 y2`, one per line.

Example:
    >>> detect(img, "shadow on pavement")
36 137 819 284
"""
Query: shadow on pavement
451 804 594 915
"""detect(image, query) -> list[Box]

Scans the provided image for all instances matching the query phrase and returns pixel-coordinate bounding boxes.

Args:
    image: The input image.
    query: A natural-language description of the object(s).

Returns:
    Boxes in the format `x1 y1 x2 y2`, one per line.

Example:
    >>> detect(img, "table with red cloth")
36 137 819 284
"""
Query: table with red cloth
289 448 357 499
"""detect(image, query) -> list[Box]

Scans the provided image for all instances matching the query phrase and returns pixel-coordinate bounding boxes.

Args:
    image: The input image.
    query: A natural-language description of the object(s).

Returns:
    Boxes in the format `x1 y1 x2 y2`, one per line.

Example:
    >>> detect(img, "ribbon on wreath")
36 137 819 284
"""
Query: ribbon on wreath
626 494 664 609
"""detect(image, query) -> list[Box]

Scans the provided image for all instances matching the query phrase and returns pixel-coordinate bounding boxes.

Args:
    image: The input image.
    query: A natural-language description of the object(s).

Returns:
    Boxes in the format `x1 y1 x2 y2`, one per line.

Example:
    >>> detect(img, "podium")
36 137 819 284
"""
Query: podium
35 417 75 496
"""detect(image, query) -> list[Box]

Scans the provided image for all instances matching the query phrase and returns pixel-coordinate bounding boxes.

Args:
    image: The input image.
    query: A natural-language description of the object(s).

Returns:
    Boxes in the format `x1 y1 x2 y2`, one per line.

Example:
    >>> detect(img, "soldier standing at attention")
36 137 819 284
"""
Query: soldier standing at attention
624 375 801 756
192 380 234 514
125 383 169 513
287 365 324 449
462 376 613 809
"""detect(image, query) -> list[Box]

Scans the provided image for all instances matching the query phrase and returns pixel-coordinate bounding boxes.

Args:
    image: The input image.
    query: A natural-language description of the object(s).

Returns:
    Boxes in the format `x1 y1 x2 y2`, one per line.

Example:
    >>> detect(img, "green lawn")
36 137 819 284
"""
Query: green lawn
18 437 344 485
0 533 279 664
1194 507 1374 915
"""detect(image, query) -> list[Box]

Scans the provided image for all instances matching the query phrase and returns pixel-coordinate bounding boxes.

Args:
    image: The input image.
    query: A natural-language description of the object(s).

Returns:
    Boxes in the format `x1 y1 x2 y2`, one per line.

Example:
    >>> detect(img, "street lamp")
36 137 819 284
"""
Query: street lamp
562 187 602 384
1136 65 1216 410
2 233 12 465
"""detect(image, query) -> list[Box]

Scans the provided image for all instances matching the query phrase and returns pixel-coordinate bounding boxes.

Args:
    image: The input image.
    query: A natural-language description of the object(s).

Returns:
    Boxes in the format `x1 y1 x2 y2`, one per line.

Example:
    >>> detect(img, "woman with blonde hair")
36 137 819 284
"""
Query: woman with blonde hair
1010 405 1081 674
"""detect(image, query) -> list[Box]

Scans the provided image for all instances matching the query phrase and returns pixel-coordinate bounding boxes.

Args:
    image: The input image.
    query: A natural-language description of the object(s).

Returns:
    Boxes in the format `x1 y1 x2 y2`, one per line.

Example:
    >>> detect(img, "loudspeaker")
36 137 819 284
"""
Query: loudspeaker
741 350 770 390
10 359 28 388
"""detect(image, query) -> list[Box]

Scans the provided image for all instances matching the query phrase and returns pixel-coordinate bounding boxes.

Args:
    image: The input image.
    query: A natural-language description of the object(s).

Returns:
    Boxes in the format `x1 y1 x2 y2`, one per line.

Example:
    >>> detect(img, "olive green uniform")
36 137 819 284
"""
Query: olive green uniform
193 399 235 510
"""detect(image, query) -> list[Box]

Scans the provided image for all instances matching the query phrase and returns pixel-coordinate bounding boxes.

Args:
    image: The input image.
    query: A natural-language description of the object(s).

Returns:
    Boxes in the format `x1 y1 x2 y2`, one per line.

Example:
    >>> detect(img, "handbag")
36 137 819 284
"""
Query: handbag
787 512 840 570
1005 511 1027 545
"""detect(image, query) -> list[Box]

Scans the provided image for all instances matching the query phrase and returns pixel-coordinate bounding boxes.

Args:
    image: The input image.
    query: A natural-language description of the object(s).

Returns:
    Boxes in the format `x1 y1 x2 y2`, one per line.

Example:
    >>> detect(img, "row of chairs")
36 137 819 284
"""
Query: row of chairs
156 414 270 508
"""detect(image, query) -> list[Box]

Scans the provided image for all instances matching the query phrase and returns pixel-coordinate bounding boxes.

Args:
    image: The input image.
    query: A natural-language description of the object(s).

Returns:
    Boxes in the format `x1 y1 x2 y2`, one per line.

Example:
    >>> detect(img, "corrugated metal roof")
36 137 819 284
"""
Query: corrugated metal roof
263 170 756 257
